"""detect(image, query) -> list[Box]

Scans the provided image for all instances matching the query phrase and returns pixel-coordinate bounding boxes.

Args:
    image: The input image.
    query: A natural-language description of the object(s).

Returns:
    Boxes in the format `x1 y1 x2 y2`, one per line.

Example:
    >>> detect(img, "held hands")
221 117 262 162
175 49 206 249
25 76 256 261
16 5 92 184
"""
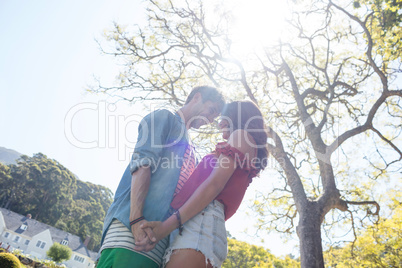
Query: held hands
132 214 177 252
133 221 166 251
131 219 157 252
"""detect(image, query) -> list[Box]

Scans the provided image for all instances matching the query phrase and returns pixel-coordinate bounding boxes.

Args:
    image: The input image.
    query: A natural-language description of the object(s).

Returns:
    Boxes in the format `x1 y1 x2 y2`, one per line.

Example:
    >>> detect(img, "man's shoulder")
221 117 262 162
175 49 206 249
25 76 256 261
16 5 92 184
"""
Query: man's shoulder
145 108 175 119
154 108 175 117
143 109 175 122
142 109 181 128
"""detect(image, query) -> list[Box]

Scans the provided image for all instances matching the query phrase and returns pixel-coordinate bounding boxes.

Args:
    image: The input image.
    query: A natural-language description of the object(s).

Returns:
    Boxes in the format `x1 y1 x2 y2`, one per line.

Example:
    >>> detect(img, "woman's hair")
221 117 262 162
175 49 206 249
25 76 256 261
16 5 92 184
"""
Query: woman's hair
221 101 269 171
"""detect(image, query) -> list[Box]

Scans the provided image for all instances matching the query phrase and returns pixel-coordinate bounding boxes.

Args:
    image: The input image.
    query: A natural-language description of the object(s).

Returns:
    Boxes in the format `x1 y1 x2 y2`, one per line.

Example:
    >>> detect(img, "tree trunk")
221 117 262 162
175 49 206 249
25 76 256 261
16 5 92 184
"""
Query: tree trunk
298 202 324 268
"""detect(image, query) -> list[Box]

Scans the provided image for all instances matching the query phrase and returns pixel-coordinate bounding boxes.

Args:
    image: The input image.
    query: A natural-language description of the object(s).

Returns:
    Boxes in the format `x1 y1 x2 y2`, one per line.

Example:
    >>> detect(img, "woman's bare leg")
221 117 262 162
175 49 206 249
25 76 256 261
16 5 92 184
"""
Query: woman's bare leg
165 249 213 268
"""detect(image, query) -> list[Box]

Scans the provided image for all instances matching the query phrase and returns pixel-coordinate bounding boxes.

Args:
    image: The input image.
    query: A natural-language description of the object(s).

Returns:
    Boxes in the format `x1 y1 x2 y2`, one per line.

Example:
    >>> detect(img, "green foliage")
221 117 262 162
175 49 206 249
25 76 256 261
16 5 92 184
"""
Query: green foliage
0 253 21 268
355 0 402 29
223 238 299 268
0 153 77 224
354 0 402 61
41 259 67 268
324 191 402 267
47 243 72 263
12 250 65 268
0 154 113 251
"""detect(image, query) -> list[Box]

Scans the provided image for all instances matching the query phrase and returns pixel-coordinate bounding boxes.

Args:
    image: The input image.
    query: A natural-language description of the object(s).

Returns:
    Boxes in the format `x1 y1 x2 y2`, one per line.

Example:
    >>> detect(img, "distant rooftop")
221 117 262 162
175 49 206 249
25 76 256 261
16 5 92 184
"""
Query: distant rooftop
0 208 97 260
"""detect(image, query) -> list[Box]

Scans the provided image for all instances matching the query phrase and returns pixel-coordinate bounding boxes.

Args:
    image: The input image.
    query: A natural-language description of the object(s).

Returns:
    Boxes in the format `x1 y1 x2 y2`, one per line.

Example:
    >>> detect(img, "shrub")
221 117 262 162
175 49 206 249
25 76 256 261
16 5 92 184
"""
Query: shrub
46 243 72 263
0 252 21 268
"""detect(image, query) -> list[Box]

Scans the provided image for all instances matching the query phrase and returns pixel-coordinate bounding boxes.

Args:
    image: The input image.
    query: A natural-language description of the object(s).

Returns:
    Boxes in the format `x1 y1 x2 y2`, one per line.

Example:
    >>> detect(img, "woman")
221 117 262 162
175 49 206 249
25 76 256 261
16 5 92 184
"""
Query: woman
138 100 268 267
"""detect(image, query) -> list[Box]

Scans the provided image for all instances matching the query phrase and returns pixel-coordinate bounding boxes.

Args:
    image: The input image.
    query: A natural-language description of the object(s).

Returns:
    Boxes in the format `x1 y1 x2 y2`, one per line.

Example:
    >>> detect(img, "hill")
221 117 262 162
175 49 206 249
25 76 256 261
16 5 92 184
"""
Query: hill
0 146 22 165
0 151 114 251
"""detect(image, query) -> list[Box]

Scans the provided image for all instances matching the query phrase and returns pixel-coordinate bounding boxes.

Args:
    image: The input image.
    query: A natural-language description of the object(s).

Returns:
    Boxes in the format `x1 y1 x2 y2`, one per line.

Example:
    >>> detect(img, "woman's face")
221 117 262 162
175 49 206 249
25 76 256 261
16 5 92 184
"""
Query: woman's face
218 119 231 140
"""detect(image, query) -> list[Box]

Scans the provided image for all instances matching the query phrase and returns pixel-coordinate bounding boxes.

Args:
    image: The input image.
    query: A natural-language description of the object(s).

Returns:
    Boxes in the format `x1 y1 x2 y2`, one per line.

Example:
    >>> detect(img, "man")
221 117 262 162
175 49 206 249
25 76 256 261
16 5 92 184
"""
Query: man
97 86 225 268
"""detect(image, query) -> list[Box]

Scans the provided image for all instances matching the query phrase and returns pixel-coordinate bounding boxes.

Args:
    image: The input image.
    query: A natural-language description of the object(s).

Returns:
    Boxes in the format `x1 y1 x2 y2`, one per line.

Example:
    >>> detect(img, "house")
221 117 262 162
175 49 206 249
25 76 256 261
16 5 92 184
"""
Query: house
0 208 97 268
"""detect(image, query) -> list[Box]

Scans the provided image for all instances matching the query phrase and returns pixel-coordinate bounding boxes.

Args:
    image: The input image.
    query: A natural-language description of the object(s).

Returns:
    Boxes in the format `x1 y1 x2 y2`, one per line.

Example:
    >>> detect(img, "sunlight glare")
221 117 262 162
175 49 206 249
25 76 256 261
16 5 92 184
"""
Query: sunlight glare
229 0 288 53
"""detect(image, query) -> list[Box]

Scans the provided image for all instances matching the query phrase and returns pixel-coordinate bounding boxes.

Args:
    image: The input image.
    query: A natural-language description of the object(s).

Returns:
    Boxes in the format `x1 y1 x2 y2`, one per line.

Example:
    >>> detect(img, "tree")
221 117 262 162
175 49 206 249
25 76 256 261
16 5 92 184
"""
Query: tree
0 158 34 212
0 163 13 208
46 243 72 263
4 153 77 225
29 153 77 224
57 180 113 251
324 188 402 267
0 154 113 251
223 238 299 268
94 0 401 266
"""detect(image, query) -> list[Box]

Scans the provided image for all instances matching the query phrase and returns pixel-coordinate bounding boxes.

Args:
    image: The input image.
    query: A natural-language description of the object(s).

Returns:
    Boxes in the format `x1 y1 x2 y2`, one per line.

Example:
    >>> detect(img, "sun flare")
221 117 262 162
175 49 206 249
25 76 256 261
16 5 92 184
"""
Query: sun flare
228 0 288 52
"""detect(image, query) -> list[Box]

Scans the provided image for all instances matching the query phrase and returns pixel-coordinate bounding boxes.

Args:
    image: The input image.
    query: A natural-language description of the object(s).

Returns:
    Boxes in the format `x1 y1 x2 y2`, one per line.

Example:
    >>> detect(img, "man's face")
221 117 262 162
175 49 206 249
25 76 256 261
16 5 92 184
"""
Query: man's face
190 100 221 129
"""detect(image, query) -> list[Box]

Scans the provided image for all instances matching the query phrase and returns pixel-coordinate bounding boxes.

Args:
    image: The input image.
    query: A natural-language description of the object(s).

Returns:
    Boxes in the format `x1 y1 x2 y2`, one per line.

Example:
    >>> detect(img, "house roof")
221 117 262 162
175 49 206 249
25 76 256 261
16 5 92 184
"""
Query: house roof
0 208 97 260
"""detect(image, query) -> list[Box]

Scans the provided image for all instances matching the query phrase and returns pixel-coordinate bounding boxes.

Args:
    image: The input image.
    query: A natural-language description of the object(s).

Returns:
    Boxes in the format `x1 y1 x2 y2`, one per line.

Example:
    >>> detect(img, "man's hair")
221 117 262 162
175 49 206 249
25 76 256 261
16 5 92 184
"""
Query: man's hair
185 86 225 110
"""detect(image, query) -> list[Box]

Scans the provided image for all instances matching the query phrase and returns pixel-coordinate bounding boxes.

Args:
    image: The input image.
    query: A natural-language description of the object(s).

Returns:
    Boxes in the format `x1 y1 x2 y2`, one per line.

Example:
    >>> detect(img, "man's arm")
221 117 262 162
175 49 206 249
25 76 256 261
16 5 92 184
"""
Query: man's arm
128 110 175 250
130 166 151 226
130 166 157 250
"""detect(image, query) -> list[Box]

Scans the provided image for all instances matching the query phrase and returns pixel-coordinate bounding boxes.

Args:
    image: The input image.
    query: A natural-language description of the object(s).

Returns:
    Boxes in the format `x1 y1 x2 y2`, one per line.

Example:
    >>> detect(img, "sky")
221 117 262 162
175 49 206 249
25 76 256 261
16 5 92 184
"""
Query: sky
0 0 147 188
0 0 297 257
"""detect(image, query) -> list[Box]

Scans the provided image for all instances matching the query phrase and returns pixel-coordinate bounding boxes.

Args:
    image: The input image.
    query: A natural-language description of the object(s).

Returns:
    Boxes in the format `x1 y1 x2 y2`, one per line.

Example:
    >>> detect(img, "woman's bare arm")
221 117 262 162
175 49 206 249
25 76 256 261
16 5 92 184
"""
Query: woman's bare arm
135 129 254 249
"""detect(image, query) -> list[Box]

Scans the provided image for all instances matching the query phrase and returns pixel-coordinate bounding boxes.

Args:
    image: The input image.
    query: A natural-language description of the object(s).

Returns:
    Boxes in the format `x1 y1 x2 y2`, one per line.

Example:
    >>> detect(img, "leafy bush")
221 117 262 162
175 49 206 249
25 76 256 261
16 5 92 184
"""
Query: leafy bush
46 243 72 263
0 252 21 268
42 259 66 268
12 250 67 268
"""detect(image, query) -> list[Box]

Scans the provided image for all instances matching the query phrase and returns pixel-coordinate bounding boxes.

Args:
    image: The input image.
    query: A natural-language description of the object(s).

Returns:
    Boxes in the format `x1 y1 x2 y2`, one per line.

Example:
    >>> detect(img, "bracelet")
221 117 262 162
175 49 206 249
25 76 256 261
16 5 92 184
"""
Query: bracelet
174 210 184 235
130 216 145 226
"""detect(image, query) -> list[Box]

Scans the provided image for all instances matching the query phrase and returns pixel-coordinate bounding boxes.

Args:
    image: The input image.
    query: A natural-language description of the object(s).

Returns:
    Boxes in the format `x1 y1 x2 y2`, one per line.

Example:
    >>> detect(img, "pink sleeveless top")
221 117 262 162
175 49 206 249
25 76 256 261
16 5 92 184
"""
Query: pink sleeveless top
170 142 259 221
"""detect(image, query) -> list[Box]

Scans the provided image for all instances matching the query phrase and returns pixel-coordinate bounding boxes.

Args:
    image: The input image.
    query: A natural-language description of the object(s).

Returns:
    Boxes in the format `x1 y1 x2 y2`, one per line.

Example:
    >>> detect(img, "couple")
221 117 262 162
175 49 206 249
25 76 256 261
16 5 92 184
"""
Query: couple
96 86 268 268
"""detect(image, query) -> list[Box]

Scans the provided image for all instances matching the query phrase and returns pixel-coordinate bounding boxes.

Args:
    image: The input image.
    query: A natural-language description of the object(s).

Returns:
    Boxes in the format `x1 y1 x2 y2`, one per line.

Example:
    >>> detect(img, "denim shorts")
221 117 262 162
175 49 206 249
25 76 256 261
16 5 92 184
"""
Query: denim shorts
164 200 228 267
